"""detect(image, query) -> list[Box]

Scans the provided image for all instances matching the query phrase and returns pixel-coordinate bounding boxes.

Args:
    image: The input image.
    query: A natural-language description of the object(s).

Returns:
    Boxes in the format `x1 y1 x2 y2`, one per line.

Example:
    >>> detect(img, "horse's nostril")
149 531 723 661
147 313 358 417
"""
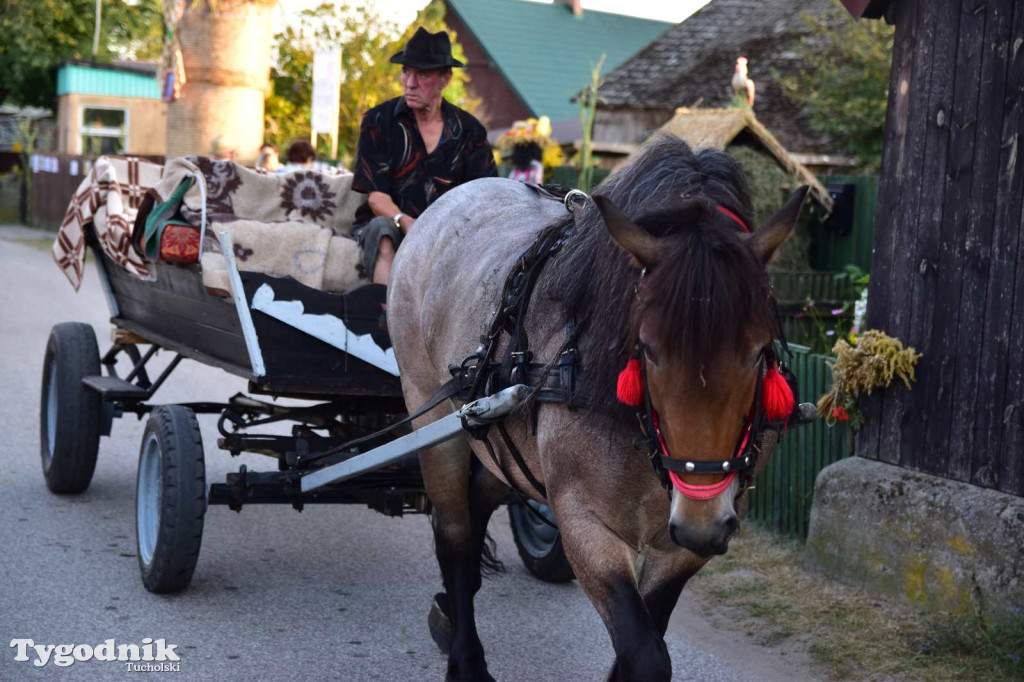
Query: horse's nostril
722 513 740 538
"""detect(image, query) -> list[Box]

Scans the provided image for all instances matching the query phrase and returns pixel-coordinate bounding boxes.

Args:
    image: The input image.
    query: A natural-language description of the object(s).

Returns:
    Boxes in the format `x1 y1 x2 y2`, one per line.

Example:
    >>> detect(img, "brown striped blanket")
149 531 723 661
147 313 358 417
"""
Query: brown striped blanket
53 155 369 296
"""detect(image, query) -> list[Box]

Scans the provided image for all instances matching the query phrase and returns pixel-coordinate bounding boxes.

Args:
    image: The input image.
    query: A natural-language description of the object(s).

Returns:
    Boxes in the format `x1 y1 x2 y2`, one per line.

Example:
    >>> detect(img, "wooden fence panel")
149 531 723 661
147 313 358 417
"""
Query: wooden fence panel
808 175 879 273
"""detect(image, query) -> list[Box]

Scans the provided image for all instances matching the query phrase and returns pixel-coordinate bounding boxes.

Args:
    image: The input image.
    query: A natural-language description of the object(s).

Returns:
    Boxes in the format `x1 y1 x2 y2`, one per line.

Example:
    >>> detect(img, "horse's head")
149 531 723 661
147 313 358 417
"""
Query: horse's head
594 186 808 557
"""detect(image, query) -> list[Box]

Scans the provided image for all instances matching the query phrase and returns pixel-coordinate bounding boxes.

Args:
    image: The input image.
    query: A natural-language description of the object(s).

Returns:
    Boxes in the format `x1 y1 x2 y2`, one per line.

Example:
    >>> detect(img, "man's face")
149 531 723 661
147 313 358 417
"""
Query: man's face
401 66 451 111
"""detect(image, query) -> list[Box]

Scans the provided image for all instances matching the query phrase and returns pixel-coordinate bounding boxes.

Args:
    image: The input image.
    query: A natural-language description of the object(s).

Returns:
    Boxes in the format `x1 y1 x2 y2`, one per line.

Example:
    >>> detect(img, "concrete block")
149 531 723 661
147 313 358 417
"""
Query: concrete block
806 457 1024 617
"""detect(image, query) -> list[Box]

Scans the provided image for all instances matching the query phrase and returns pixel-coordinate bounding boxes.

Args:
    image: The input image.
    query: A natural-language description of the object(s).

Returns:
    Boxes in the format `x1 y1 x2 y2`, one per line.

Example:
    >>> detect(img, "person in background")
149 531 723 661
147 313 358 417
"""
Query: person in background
210 135 238 162
350 27 497 285
496 117 553 185
255 143 281 172
282 140 316 172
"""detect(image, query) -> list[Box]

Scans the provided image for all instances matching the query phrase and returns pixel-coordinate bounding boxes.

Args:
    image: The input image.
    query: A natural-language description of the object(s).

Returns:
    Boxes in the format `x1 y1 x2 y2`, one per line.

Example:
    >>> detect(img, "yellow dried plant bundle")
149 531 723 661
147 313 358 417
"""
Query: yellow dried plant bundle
816 330 922 427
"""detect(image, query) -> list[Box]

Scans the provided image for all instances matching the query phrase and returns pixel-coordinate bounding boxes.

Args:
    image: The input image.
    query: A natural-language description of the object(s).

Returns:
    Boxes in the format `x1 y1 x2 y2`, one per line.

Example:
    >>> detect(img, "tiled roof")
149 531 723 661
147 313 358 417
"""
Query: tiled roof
447 0 672 122
596 0 837 152
599 0 833 107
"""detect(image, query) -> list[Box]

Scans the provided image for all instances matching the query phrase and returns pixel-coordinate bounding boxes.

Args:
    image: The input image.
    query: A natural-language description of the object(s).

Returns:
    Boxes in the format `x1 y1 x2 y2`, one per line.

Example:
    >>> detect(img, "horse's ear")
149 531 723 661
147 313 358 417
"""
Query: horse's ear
593 195 658 268
747 185 809 263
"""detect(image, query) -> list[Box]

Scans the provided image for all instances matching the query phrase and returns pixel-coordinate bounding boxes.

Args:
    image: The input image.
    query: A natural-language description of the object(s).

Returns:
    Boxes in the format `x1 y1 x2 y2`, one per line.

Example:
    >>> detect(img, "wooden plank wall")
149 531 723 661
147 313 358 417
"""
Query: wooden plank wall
860 0 1024 498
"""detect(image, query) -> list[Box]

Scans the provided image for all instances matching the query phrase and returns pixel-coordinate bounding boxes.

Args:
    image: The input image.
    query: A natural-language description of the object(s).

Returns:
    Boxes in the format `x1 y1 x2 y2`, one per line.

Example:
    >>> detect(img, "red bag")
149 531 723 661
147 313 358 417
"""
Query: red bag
159 224 200 264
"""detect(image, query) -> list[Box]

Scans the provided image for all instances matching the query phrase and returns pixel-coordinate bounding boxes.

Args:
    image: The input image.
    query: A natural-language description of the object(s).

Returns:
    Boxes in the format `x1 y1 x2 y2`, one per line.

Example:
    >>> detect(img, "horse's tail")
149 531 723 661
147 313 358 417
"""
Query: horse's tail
480 531 505 577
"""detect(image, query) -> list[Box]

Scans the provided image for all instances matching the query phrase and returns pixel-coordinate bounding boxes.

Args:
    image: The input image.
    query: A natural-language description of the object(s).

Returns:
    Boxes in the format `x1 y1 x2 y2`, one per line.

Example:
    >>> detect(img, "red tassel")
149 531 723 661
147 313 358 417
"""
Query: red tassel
616 358 644 406
762 365 795 421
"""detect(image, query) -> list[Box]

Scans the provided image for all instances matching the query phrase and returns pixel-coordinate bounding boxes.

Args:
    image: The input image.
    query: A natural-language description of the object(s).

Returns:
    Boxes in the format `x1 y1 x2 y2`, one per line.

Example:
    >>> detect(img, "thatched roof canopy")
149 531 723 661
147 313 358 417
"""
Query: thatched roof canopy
652 107 834 213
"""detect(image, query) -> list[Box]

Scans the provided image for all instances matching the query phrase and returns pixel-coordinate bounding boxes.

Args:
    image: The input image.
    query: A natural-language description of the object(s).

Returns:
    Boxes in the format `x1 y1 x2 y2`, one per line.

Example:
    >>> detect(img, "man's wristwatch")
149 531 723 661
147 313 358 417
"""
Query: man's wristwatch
392 212 406 229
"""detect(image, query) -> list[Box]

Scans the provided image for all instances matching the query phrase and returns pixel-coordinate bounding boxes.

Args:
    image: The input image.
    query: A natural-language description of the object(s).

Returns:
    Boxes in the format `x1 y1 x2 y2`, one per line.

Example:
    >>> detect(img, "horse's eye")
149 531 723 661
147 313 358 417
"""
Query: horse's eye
644 345 660 366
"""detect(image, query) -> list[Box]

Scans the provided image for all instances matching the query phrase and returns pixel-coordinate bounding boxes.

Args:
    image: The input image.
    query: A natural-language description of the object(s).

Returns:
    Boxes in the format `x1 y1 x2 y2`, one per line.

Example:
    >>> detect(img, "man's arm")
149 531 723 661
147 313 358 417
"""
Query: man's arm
464 123 499 181
367 191 414 233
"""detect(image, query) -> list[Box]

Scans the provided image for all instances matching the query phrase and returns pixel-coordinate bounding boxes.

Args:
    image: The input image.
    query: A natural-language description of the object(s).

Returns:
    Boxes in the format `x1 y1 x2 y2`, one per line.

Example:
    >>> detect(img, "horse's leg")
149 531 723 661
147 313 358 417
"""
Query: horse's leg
557 512 673 682
420 436 506 682
636 545 707 637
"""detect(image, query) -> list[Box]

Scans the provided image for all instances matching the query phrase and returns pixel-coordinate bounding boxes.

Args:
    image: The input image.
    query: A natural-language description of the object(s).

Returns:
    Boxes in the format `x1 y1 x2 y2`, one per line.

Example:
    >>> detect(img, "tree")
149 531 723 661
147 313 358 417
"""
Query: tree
0 0 163 108
776 6 894 171
265 1 477 164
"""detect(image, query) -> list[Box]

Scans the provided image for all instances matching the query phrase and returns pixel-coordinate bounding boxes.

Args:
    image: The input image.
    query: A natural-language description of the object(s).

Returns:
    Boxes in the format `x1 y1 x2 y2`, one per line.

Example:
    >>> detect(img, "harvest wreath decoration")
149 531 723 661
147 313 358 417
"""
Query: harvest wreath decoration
816 329 922 428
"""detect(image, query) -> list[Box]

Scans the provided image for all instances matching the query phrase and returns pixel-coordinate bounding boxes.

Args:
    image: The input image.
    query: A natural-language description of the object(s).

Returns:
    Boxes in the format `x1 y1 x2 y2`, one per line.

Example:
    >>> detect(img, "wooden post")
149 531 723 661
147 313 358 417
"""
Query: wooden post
861 0 1024 497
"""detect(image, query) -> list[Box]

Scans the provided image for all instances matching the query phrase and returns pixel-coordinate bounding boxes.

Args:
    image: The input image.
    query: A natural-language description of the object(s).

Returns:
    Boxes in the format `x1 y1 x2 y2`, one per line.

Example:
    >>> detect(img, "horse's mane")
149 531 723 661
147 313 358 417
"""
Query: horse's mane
541 135 775 414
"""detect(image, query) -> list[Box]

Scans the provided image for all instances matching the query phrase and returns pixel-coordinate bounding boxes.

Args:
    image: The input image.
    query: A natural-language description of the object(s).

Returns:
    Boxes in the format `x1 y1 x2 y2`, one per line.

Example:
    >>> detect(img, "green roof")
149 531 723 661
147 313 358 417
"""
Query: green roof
57 63 160 100
448 0 671 122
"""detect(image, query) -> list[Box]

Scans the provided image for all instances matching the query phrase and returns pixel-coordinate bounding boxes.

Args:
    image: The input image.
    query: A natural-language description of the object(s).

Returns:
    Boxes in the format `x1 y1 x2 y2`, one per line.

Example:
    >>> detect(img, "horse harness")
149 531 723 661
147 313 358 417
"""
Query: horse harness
449 185 588 508
306 185 799 509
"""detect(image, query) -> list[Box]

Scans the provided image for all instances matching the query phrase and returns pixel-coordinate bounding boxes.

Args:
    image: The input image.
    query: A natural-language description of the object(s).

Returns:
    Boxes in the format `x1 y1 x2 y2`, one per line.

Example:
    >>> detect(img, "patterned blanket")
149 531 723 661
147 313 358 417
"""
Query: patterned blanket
54 155 369 295
54 156 162 290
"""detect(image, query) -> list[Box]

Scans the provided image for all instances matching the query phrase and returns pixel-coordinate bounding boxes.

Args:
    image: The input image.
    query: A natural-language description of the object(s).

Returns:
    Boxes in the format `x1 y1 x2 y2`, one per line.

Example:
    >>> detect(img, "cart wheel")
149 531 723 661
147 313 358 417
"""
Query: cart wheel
136 405 206 594
508 501 575 583
40 322 102 494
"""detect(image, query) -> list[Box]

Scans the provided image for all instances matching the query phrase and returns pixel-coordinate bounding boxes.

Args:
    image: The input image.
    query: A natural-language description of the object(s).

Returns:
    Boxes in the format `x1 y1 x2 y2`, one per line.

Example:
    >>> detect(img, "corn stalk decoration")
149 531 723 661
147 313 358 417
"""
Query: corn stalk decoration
576 54 604 192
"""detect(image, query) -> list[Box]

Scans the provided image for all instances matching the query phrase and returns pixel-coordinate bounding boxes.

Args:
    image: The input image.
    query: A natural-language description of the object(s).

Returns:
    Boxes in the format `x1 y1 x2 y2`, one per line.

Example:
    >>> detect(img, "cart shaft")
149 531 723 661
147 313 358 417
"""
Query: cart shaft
300 384 530 493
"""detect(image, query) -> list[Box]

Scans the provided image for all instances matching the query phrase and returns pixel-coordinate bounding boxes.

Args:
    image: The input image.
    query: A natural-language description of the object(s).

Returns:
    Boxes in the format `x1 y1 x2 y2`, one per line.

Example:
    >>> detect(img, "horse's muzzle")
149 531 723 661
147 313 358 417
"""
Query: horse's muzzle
668 512 740 557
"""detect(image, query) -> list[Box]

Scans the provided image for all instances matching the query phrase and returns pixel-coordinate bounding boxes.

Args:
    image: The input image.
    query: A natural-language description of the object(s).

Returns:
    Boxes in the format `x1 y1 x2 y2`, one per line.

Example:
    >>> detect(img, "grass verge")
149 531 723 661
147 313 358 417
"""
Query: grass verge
686 525 1024 681
13 237 55 252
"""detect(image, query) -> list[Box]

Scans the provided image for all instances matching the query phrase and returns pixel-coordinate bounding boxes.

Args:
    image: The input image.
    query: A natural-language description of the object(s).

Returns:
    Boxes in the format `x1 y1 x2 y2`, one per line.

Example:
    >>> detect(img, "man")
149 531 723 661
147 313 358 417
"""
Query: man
282 139 316 172
351 27 497 284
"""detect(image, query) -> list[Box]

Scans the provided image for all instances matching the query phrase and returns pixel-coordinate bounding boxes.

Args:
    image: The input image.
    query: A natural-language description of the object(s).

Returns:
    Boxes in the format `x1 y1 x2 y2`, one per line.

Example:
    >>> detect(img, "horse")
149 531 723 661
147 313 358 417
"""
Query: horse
387 135 808 681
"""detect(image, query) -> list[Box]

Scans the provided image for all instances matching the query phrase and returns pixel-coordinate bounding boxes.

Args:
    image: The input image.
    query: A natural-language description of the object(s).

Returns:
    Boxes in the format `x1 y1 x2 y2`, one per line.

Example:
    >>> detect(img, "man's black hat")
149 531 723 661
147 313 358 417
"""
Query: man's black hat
389 27 465 69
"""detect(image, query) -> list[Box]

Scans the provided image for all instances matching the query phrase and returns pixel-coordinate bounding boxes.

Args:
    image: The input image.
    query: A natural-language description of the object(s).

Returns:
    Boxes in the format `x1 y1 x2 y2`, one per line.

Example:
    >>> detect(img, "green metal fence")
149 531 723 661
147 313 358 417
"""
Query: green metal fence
745 344 854 540
808 174 879 273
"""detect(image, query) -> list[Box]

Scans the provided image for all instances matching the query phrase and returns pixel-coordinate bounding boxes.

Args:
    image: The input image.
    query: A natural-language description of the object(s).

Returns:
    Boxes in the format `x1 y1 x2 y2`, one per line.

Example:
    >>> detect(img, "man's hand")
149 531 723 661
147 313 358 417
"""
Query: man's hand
368 191 415 233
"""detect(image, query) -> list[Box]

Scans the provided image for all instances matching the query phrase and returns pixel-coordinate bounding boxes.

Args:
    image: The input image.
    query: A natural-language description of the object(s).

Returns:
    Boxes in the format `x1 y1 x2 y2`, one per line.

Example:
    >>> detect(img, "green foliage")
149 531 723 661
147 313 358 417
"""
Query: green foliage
265 1 476 164
775 4 894 171
0 0 163 108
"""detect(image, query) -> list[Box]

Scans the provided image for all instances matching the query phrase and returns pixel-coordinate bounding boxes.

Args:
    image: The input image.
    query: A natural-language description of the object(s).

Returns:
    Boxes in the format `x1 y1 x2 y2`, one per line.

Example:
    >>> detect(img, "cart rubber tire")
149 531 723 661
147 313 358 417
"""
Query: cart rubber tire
508 501 575 583
136 405 206 594
40 322 102 494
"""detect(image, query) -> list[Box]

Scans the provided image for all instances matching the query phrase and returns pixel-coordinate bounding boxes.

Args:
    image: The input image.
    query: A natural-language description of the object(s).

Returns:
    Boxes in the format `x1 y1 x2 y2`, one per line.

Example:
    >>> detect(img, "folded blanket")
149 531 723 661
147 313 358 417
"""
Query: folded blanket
54 155 369 296
54 156 163 290
198 218 363 294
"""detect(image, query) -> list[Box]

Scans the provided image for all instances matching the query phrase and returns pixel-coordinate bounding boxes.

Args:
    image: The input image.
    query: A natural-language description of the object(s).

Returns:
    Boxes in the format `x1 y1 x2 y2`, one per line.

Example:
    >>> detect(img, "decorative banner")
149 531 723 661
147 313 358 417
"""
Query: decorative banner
159 0 187 102
311 49 342 136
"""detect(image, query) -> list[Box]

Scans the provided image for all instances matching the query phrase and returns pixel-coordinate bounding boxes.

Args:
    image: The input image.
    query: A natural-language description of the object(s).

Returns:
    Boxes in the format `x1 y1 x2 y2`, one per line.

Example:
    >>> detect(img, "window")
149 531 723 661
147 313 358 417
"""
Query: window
80 107 127 155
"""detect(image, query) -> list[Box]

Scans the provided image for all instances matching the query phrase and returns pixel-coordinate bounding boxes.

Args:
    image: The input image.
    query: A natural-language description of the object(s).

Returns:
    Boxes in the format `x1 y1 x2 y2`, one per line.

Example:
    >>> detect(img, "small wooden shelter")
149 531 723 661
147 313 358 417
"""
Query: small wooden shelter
652 107 834 213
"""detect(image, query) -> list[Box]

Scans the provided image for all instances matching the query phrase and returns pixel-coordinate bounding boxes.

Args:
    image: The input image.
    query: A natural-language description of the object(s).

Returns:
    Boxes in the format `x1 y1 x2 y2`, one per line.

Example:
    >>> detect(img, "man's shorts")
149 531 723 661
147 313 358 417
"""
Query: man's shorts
350 216 403 279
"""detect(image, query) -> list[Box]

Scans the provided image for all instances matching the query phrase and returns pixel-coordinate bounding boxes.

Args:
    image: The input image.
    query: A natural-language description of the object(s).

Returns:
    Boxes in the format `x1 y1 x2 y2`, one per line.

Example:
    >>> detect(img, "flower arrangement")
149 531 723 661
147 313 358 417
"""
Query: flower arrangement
495 116 554 153
494 116 565 179
816 329 922 428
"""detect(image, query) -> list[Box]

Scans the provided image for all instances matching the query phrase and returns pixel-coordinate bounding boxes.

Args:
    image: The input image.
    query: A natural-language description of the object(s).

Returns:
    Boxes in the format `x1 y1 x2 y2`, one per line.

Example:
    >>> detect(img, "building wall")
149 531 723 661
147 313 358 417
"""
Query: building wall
593 106 674 145
860 0 1023 497
445 6 533 129
56 93 167 155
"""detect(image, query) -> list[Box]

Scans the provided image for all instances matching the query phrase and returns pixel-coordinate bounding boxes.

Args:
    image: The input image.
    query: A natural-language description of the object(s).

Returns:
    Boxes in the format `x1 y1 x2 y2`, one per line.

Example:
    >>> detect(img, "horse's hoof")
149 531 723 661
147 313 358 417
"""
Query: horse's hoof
428 592 453 654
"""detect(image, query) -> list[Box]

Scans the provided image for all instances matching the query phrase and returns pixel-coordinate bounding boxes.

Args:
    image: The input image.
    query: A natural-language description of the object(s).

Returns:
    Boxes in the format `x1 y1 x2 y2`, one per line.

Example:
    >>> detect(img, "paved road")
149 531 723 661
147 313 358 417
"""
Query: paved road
0 232 807 681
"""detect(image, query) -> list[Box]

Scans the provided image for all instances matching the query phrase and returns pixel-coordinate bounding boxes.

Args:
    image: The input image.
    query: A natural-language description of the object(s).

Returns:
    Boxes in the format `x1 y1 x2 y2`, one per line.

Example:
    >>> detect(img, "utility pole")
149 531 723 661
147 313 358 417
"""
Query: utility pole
92 0 102 56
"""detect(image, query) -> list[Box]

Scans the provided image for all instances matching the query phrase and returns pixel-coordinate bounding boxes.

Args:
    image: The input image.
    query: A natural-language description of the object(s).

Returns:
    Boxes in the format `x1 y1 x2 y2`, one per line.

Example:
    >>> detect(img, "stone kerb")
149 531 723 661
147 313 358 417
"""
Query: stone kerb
805 456 1024 618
